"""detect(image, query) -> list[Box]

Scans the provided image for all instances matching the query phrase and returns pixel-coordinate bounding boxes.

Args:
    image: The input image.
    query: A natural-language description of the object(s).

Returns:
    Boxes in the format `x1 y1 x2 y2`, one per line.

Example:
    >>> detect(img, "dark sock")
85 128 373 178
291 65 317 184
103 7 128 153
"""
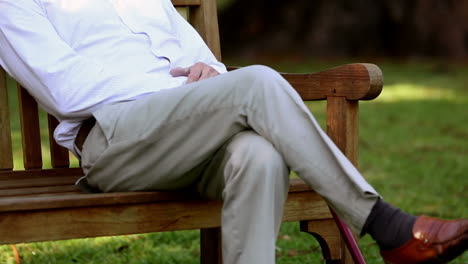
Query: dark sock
361 198 417 250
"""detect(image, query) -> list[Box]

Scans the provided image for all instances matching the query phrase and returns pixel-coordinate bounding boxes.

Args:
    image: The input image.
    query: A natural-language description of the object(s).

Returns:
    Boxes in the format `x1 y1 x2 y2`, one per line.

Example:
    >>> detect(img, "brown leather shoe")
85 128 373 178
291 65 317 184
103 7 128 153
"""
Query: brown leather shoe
381 216 468 264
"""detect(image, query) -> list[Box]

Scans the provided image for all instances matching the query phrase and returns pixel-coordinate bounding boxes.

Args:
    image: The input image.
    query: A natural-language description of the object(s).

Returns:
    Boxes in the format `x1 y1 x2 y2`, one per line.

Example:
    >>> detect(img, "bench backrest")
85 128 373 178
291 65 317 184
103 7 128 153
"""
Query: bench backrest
0 0 221 172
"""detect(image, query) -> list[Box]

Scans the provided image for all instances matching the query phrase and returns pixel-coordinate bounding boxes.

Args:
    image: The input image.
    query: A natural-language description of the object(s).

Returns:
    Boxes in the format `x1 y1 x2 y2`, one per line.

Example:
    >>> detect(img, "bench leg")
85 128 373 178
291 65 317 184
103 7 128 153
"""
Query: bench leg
201 221 353 264
300 219 354 264
200 227 222 264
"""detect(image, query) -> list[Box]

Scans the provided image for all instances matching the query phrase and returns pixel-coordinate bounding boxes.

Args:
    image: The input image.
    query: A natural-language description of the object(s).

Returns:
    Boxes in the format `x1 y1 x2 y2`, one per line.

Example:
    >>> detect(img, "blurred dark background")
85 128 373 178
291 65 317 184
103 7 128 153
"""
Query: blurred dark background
218 0 468 60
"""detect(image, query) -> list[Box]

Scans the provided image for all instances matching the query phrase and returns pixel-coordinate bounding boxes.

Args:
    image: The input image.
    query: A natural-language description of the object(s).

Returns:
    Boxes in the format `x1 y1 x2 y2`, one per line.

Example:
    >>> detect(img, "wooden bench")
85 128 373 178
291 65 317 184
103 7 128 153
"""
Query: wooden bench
0 0 383 263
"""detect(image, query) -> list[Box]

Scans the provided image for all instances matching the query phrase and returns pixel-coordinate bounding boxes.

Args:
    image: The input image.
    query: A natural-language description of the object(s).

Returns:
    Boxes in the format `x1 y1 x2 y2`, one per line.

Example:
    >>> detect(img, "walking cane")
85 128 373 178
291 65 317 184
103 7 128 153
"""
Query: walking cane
330 209 366 264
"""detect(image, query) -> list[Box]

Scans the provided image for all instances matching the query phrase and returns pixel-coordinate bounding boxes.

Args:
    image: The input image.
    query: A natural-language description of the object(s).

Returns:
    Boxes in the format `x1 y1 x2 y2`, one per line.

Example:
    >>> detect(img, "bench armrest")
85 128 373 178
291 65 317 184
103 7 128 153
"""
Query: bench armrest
228 63 383 101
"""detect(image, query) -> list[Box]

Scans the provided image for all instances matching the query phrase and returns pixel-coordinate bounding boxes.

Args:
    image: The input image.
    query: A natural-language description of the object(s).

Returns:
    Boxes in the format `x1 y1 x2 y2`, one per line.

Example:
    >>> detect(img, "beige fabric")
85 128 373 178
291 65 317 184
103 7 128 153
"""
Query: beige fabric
80 65 379 264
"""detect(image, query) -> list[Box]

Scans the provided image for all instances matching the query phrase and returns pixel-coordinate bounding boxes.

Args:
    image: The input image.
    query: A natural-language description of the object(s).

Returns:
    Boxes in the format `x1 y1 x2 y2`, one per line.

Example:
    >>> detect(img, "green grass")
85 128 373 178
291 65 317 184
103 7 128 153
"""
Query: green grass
1 59 467 263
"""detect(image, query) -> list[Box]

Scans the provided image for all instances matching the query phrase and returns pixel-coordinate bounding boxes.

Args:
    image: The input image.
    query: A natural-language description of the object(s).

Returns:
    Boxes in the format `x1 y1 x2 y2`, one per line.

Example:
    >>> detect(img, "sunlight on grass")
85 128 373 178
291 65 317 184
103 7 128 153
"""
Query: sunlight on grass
378 83 460 102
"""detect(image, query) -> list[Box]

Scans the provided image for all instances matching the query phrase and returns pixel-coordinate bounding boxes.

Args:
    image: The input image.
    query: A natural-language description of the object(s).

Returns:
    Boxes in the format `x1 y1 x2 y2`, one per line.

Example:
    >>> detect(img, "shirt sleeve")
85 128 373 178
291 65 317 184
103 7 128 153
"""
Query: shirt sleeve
0 0 179 121
170 4 227 74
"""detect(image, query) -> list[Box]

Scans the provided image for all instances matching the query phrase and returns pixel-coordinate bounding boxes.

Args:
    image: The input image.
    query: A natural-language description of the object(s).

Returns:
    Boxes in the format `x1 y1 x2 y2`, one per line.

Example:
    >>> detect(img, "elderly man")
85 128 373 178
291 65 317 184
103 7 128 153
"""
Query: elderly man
0 0 466 263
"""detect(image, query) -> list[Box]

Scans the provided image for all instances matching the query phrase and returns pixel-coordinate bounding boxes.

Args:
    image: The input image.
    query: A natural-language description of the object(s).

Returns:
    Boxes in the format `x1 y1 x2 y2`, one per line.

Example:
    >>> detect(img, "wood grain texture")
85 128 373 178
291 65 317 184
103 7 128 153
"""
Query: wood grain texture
326 97 360 264
288 178 312 192
285 63 383 101
172 0 201 6
0 67 13 171
300 219 342 261
0 179 318 212
190 0 222 60
201 228 222 264
18 85 42 169
0 191 330 244
0 185 80 198
228 64 383 101
0 191 194 212
363 63 384 100
0 168 83 180
326 97 359 165
0 175 79 190
48 115 70 168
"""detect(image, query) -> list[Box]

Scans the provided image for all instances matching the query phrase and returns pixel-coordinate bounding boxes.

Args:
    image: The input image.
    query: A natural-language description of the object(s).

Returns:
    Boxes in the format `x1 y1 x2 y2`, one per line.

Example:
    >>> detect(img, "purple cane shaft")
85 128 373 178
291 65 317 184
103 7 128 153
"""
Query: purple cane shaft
331 209 366 264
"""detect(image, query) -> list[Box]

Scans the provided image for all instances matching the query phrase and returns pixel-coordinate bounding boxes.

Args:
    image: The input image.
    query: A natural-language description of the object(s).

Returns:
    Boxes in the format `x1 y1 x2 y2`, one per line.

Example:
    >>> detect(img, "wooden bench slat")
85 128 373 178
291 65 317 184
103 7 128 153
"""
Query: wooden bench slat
0 68 13 171
0 179 311 212
0 176 79 190
0 185 80 197
0 191 199 212
0 169 309 190
11 191 84 198
190 0 221 60
1 191 83 199
0 199 223 244
18 86 43 169
0 190 330 244
0 168 83 180
289 178 312 192
172 0 201 6
48 114 70 168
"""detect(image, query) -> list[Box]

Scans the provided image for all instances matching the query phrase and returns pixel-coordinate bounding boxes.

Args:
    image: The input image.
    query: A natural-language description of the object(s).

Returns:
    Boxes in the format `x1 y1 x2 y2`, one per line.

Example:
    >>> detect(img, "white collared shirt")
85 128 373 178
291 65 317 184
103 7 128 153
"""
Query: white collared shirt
0 0 227 152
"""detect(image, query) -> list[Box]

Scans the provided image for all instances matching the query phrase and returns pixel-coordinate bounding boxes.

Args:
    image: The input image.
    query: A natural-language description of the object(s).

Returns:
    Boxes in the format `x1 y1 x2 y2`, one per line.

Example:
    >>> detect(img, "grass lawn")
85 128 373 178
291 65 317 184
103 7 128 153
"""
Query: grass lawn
1 59 467 263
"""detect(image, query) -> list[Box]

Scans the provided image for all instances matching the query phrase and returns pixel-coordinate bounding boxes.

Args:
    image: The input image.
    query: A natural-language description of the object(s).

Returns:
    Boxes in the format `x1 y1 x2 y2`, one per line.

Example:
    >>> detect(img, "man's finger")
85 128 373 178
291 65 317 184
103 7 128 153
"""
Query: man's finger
187 64 203 83
198 66 219 81
170 67 190 77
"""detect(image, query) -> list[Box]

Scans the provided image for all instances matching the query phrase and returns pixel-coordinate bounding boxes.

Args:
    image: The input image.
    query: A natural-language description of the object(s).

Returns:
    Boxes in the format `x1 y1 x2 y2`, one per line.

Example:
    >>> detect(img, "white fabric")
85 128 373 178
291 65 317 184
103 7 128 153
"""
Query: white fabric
0 0 226 152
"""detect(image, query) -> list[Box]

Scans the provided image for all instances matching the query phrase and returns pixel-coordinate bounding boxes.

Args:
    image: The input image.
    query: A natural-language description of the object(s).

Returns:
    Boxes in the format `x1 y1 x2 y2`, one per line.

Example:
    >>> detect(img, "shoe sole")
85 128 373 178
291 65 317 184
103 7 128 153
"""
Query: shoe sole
383 233 467 264
436 234 468 264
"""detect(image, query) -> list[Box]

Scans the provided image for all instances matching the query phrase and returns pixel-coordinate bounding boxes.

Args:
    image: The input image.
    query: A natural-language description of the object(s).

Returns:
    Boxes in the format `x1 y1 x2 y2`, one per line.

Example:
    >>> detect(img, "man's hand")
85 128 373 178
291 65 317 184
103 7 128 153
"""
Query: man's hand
170 62 220 84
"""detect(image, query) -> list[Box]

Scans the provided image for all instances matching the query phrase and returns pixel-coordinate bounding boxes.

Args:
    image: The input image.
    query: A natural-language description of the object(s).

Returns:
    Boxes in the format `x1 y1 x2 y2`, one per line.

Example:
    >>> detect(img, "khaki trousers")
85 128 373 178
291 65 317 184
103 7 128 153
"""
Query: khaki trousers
79 65 379 264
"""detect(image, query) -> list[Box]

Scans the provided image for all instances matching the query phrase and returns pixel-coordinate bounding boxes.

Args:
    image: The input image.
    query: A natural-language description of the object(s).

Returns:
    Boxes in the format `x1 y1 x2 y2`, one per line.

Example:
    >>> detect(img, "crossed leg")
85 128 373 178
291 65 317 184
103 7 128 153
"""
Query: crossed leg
80 65 380 264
